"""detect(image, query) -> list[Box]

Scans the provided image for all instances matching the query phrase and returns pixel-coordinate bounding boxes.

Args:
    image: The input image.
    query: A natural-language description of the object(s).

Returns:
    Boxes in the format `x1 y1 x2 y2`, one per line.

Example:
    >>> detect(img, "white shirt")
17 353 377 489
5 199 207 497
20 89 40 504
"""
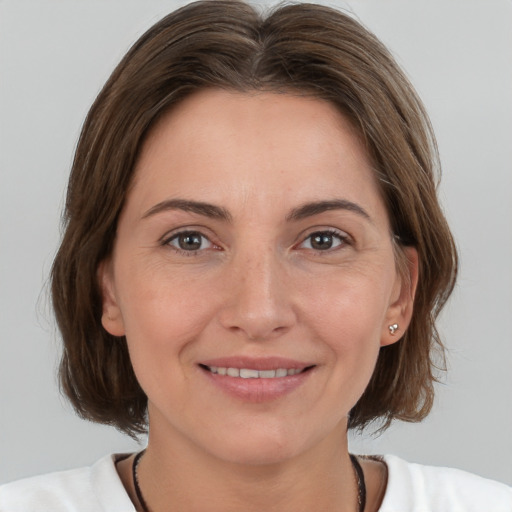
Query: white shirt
1 453 511 511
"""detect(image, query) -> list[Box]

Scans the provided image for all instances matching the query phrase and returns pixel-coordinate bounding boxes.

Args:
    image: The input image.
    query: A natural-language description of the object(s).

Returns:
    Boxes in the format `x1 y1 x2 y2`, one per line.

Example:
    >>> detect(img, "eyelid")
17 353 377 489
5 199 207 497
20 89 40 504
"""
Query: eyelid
168 232 212 248
294 227 352 251
159 225 352 255
159 225 216 244
159 226 222 256
296 226 351 242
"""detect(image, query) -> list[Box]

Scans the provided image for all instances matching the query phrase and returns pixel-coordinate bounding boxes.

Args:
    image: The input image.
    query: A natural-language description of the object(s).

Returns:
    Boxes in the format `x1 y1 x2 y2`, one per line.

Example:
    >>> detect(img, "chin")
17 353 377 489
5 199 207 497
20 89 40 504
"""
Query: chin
204 422 317 467
217 441 299 467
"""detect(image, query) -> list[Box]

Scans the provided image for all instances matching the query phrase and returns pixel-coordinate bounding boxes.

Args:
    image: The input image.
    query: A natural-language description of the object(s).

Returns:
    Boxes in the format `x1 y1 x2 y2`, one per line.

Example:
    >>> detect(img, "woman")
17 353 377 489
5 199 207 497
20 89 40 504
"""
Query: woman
1 1 510 510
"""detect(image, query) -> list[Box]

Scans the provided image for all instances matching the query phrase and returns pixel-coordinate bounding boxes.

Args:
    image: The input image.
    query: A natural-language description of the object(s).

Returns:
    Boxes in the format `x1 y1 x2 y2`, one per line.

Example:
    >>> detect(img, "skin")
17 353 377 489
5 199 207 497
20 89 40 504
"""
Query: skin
101 89 418 512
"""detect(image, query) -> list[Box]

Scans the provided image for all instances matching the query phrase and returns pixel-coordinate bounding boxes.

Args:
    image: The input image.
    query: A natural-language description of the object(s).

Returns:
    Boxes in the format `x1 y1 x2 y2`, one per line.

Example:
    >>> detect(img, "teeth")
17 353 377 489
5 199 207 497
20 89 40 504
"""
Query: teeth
239 369 259 378
206 366 305 378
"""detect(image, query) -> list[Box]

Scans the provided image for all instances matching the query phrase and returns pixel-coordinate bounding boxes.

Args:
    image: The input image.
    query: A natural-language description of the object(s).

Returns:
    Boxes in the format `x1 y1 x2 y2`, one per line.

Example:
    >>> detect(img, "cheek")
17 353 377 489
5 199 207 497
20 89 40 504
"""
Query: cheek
114 262 217 373
299 268 393 381
117 252 212 327
303 270 392 339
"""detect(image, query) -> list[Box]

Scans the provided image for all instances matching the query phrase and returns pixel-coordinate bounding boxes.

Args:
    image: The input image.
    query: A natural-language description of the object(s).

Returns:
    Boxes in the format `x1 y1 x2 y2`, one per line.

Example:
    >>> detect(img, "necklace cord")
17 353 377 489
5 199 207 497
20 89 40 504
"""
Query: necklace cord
132 450 149 512
350 453 367 512
132 450 366 512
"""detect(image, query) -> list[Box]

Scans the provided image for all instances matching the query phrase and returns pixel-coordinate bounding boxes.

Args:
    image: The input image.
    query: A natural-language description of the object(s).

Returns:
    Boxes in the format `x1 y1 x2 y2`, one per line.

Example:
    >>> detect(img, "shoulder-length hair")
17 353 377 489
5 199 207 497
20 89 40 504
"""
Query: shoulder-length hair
51 0 457 437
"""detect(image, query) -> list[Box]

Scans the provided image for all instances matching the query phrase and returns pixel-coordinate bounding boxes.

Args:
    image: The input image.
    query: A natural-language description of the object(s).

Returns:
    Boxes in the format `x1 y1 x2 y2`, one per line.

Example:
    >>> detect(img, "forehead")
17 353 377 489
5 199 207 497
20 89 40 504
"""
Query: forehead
129 89 386 223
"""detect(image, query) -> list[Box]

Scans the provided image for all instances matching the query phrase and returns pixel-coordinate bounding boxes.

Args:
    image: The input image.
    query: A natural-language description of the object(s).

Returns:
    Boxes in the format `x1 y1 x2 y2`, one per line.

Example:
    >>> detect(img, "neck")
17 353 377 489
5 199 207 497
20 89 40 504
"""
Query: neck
136 420 359 512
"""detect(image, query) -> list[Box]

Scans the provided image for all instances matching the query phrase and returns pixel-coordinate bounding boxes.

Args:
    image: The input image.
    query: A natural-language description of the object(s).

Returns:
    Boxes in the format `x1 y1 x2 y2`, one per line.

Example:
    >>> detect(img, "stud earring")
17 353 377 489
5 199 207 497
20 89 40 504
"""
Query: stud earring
388 323 399 335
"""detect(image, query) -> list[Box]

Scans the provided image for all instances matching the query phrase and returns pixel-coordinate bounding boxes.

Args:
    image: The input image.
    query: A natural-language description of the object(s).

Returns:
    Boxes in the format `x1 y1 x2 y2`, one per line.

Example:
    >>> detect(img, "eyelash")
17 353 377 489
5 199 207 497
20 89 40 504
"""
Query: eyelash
161 228 351 257
296 229 350 253
161 230 218 257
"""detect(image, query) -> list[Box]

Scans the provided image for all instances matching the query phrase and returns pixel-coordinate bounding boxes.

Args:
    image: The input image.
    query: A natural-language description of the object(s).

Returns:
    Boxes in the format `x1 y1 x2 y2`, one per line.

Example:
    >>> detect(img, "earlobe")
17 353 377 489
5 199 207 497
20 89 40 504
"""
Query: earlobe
98 260 126 337
381 246 419 347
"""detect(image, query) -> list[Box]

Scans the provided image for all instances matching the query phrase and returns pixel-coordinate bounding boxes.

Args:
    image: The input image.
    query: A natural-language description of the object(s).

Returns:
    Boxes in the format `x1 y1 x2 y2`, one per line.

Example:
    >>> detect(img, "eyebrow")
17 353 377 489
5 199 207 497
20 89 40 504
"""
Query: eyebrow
285 199 371 222
141 199 232 222
141 198 370 224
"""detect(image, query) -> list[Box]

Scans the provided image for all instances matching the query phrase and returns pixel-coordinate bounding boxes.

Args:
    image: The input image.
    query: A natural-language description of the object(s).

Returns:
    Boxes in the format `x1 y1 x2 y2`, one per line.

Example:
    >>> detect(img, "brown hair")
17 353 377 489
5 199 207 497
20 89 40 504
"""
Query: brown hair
51 0 457 437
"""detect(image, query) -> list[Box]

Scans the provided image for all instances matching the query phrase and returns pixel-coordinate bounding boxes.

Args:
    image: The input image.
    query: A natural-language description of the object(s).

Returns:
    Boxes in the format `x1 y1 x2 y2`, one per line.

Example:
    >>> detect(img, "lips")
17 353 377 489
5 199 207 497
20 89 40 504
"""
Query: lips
198 357 315 402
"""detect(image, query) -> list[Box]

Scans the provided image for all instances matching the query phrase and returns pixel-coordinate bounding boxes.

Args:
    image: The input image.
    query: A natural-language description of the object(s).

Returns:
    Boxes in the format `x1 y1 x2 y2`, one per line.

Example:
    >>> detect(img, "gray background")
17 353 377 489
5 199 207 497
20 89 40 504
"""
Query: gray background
1 0 511 486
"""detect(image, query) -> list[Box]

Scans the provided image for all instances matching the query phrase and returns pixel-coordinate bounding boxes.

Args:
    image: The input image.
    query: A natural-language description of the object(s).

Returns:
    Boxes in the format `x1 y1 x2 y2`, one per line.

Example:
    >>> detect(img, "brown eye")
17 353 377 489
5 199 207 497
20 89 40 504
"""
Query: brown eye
299 231 346 251
168 231 212 251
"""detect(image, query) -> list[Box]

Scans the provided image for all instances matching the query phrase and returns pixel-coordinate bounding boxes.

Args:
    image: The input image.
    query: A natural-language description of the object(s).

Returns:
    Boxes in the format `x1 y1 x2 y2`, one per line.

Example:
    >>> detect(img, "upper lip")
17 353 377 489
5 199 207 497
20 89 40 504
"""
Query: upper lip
199 356 314 371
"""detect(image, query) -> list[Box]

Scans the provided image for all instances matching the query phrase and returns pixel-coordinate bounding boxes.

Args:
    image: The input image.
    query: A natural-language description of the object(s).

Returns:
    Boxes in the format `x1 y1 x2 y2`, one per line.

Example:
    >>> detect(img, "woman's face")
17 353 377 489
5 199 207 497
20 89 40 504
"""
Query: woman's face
101 89 416 464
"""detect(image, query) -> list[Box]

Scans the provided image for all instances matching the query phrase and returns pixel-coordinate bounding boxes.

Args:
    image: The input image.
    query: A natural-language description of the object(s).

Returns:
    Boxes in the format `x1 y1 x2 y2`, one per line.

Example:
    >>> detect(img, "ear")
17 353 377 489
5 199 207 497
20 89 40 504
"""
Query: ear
381 246 419 347
97 260 125 337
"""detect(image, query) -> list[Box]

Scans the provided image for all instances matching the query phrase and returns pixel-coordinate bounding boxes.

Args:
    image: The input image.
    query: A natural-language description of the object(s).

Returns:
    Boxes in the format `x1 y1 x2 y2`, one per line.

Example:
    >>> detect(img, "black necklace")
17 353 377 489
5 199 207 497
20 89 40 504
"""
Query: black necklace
350 453 367 512
132 450 366 512
132 450 149 512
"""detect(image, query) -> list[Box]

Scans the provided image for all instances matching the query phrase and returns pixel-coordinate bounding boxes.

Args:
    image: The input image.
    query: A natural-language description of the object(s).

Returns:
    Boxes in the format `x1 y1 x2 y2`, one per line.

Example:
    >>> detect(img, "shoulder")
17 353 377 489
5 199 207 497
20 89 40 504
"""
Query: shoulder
379 454 512 512
0 454 135 512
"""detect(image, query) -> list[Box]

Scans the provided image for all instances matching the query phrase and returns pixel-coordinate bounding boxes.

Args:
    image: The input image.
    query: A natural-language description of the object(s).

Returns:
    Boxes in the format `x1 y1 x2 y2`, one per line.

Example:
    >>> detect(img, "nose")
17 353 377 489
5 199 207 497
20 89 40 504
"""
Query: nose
217 248 297 341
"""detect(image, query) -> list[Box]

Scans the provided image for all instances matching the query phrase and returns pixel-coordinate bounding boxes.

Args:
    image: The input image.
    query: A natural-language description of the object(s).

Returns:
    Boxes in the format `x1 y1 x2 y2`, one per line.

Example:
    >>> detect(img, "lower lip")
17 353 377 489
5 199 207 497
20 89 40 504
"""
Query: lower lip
200 367 314 403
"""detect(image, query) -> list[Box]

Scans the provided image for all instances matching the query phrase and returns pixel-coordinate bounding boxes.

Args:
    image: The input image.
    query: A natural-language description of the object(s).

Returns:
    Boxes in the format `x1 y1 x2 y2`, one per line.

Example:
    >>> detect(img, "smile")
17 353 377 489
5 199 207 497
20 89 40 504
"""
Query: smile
198 360 315 402
202 366 309 378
